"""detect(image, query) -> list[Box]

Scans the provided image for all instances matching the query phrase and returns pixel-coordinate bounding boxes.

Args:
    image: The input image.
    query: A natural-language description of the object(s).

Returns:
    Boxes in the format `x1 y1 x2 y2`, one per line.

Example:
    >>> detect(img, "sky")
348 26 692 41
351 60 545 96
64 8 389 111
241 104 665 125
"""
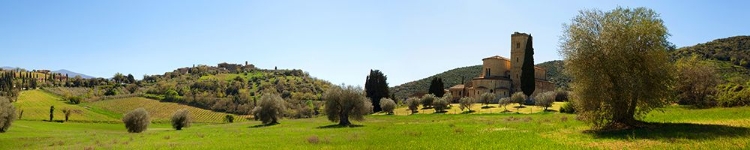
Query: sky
2 0 749 87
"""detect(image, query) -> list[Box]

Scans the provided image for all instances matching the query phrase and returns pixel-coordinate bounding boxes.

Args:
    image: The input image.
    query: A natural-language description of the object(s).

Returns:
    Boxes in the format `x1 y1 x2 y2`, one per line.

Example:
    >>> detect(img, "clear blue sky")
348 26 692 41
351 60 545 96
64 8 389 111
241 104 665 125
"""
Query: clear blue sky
2 1 749 87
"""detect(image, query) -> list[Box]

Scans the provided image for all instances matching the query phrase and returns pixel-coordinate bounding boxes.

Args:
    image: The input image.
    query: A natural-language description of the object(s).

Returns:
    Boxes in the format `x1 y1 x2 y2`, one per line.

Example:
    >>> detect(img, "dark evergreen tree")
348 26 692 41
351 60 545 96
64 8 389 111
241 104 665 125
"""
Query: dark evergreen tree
521 35 535 99
365 70 389 112
127 74 136 84
428 77 445 97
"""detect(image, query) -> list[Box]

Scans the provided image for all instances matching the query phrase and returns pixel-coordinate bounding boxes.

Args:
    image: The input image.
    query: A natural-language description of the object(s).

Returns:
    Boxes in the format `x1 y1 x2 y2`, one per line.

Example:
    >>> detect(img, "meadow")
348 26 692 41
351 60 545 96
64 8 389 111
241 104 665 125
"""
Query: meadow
4 90 750 149
3 107 749 149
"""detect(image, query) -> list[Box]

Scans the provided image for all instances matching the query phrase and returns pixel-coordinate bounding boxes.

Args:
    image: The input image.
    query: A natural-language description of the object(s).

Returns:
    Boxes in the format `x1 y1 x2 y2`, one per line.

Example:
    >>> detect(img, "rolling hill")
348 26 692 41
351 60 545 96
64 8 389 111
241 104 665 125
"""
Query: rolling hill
52 69 96 79
14 90 119 122
671 36 750 83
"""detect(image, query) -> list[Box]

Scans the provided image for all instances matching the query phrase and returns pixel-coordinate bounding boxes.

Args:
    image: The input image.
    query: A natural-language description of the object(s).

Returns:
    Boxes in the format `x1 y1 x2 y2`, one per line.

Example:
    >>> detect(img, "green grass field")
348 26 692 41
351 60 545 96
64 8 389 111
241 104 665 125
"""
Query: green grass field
2 106 749 149
5 90 750 149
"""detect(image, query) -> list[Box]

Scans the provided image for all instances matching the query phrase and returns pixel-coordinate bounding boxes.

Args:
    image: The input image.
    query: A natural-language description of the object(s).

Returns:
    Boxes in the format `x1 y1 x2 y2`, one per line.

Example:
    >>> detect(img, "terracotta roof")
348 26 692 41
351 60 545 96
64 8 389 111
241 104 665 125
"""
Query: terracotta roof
482 55 511 61
449 84 465 89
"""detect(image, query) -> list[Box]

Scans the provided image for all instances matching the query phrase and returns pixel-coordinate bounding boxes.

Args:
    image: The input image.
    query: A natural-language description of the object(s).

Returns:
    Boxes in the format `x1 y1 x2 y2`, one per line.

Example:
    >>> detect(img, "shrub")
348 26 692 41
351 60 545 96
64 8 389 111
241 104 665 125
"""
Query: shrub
254 94 285 125
479 92 495 107
122 108 150 133
105 88 118 96
405 97 420 114
379 98 396 115
1 97 17 133
554 90 569 102
61 108 81 122
459 97 475 112
535 91 555 111
433 97 449 113
224 115 235 123
421 94 436 108
171 109 190 130
67 96 82 104
560 102 577 114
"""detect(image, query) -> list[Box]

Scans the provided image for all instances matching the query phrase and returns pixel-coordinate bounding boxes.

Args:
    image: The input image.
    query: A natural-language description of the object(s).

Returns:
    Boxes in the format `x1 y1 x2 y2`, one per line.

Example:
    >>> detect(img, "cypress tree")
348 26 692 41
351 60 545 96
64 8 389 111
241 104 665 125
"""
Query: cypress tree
521 35 536 99
365 70 389 112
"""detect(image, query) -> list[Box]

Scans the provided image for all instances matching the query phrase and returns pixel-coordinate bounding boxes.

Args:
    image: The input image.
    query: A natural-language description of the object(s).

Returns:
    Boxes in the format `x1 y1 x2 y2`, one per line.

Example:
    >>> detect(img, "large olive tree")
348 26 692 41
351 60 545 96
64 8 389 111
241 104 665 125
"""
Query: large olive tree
323 85 372 126
560 7 674 129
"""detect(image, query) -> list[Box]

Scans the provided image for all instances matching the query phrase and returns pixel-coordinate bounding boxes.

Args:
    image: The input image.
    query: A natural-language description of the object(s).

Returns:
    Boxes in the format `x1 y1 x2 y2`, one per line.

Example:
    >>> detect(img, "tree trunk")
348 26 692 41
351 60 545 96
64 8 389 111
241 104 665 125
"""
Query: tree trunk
338 112 351 126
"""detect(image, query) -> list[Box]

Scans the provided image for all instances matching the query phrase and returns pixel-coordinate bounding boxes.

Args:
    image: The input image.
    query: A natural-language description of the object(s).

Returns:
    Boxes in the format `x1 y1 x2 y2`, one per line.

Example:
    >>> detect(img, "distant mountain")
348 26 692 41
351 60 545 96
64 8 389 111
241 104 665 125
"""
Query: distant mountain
671 35 750 82
52 69 96 79
1 66 21 70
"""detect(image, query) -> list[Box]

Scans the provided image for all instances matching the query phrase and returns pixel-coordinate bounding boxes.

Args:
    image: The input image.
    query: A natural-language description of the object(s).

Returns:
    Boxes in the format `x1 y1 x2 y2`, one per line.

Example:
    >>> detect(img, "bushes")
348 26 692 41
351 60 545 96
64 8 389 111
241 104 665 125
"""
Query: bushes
0 97 16 133
379 98 396 115
433 97 449 113
122 108 150 133
405 97 420 114
224 115 235 123
421 94 436 108
535 91 555 111
254 94 285 125
171 109 191 130
67 96 82 104
61 108 81 122
479 92 495 107
459 97 475 112
715 83 750 107
554 90 569 102
560 102 577 114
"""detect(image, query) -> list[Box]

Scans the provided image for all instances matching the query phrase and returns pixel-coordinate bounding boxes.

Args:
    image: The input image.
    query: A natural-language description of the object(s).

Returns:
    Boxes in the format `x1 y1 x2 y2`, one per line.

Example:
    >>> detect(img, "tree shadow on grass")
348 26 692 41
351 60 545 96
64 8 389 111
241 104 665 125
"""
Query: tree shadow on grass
589 122 750 141
249 123 279 128
316 124 364 129
481 106 495 109
460 110 476 114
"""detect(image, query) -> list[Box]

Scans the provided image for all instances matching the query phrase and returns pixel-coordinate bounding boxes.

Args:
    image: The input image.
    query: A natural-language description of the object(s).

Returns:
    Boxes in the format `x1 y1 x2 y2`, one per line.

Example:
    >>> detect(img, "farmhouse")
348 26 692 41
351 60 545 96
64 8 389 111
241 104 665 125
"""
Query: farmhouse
448 32 554 102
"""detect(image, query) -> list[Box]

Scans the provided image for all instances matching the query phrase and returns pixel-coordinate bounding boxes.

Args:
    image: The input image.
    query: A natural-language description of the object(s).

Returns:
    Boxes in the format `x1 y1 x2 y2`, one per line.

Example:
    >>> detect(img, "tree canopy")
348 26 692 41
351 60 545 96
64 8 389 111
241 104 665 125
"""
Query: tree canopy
560 7 674 130
365 70 389 112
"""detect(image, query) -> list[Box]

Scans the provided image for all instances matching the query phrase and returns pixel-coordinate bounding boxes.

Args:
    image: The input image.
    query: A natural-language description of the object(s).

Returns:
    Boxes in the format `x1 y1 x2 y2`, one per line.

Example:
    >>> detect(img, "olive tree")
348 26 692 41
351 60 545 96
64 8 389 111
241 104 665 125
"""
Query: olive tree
479 92 495 107
534 91 555 111
123 108 150 133
433 97 449 113
379 98 396 115
255 94 285 125
0 97 16 133
421 94 436 108
405 97 420 114
498 97 511 112
560 7 674 129
511 92 526 112
171 109 191 130
459 97 475 112
323 85 371 126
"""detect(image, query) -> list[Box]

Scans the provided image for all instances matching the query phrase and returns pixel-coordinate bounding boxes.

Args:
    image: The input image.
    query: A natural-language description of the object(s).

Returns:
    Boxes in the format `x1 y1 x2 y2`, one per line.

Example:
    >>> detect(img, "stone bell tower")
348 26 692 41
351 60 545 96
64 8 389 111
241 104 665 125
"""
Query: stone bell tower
510 32 530 93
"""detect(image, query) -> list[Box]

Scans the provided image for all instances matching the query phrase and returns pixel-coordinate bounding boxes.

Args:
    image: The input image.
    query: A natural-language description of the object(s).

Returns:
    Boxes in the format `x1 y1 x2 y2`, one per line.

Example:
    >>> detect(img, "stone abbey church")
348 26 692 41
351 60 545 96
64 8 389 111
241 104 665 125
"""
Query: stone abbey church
448 32 554 101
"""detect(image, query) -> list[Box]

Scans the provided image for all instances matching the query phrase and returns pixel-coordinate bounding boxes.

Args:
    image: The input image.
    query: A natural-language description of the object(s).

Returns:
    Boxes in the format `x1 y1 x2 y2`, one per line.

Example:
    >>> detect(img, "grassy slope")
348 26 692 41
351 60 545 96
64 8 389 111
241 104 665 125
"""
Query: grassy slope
2 106 749 149
13 90 119 122
84 97 239 123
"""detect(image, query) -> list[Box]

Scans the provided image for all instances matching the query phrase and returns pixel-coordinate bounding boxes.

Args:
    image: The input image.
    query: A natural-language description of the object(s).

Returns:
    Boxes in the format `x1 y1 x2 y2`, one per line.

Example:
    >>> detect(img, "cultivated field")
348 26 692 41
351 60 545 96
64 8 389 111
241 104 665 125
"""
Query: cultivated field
1 105 749 149
14 90 119 122
85 97 239 123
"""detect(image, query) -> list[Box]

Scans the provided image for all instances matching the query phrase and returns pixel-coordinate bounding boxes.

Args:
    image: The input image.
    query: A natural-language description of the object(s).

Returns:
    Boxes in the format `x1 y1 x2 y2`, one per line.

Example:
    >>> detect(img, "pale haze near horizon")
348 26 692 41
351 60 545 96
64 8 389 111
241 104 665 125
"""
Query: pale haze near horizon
2 1 749 87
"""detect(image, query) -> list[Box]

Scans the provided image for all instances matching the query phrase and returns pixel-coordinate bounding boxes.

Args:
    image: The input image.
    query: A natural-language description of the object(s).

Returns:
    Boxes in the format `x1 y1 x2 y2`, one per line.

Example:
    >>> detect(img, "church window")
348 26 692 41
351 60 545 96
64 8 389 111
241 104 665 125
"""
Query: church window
516 43 520 48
